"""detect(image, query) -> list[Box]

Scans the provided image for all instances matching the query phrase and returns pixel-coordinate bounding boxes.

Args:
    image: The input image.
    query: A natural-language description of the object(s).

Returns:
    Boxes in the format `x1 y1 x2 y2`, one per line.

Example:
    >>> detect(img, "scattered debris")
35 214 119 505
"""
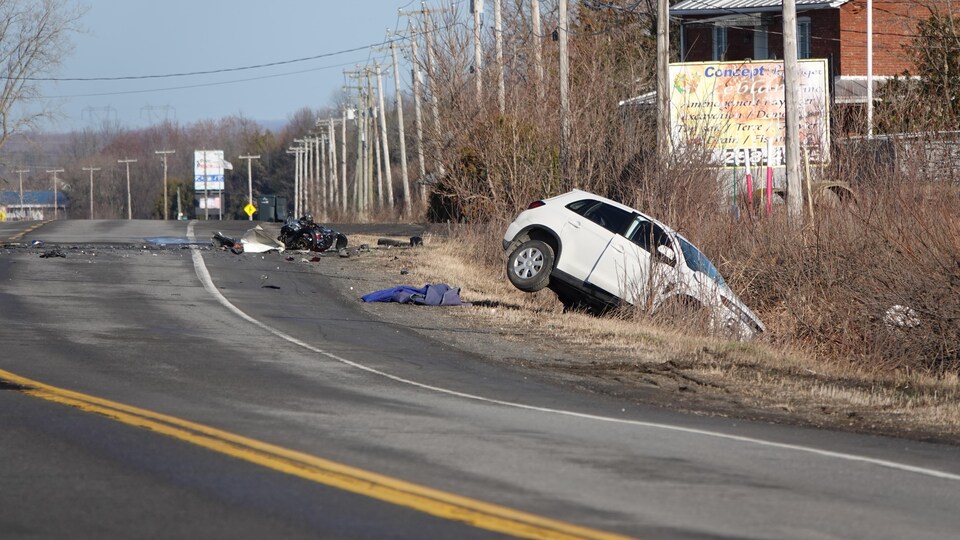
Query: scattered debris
262 284 281 290
400 269 409 275
39 249 65 259
377 238 407 247
358 244 370 253
361 284 469 306
338 248 350 258
30 240 44 248
410 236 423 247
212 232 244 254
884 304 920 328
241 225 285 253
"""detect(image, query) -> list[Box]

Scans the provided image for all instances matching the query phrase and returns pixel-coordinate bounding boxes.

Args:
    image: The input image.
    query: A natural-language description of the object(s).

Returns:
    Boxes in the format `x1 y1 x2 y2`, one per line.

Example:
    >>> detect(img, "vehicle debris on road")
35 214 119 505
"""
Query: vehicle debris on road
241 225 286 253
212 232 244 254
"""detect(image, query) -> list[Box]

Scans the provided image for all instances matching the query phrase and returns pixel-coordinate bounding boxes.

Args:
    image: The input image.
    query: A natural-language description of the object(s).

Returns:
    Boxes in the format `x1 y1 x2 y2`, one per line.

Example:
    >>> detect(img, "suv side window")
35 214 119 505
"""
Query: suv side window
566 200 633 235
627 218 676 265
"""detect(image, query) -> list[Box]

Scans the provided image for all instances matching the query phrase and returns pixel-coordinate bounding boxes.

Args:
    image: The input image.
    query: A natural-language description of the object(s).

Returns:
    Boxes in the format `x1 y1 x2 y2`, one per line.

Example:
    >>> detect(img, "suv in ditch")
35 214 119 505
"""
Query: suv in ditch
502 189 765 339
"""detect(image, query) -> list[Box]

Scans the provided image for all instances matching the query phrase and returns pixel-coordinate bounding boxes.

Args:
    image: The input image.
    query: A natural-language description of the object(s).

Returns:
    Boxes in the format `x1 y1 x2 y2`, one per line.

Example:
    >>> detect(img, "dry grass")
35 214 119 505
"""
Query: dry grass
355 225 960 443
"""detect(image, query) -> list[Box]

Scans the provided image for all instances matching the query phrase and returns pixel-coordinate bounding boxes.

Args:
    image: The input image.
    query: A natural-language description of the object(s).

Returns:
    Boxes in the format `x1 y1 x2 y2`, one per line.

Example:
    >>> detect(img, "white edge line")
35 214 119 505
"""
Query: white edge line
187 222 960 483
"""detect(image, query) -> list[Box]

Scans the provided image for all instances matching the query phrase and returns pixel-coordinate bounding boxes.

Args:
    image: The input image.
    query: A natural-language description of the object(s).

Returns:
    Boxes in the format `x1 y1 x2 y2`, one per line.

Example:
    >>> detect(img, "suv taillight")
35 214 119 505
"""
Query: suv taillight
527 200 545 209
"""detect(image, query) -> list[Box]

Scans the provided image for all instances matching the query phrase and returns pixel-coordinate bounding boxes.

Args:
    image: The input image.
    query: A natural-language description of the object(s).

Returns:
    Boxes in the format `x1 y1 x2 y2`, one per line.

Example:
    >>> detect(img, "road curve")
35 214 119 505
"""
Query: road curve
1 219 958 539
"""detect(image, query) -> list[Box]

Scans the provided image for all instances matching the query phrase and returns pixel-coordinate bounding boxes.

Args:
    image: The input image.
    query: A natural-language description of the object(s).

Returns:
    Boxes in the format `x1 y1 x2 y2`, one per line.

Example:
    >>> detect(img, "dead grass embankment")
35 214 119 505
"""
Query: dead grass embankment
356 195 960 443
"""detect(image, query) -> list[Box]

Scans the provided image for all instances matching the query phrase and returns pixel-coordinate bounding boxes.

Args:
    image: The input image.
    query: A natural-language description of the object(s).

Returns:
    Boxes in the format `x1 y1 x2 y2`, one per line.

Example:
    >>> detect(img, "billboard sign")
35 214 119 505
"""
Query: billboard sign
194 150 225 191
669 59 830 167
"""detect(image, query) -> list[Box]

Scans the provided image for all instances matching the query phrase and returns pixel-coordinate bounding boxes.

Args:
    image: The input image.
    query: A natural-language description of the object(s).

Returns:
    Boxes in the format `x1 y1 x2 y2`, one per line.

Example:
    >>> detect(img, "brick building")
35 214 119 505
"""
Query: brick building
671 0 945 103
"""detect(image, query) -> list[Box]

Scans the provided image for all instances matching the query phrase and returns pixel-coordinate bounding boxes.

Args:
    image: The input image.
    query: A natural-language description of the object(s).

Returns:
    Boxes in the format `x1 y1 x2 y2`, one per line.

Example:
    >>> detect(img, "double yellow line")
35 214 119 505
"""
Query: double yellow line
5 220 48 243
0 368 632 540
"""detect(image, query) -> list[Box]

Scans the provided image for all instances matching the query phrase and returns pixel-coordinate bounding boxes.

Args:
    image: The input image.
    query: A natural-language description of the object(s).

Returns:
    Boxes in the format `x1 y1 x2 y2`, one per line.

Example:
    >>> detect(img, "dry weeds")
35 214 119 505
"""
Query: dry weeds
351 229 960 444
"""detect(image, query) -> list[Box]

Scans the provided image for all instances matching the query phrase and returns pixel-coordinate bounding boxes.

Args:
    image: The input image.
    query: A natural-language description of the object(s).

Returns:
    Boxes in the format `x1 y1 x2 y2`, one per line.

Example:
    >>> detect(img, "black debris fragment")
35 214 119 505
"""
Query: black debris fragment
212 232 244 254
39 250 66 259
410 236 423 247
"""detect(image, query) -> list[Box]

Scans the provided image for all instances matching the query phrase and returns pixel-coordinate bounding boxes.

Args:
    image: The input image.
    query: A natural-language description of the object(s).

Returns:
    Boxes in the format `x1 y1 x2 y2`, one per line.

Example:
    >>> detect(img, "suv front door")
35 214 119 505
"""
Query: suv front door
556 200 633 297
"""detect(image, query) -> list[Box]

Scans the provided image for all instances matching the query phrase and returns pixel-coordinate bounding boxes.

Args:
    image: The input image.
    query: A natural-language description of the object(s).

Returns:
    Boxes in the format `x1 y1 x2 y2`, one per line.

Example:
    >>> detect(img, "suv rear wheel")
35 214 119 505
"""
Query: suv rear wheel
507 239 554 292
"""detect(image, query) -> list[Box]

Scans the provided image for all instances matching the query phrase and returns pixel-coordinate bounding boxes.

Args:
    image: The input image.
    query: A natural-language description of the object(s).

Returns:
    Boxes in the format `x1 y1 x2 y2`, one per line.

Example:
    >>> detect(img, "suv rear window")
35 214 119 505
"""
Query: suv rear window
566 200 633 235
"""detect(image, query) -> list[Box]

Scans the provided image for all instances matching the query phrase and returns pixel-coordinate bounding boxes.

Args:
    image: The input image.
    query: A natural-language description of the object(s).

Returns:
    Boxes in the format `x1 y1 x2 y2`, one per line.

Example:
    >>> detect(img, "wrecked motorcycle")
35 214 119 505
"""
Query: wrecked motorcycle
278 215 347 252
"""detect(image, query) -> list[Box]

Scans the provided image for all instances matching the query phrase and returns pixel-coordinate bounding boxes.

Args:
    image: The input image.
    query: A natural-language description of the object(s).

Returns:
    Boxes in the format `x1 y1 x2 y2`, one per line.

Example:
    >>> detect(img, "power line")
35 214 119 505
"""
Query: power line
16 41 405 82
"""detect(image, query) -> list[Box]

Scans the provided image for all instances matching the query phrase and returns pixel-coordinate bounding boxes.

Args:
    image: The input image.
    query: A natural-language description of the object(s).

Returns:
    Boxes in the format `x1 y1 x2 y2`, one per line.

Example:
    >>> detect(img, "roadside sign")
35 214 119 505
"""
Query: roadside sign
244 203 257 218
669 59 830 167
0 210 6 221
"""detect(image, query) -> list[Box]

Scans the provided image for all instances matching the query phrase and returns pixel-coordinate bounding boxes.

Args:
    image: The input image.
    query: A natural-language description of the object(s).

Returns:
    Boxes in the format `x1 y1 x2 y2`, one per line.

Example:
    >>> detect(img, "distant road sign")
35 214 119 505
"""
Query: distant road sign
0 210 6 221
244 203 257 218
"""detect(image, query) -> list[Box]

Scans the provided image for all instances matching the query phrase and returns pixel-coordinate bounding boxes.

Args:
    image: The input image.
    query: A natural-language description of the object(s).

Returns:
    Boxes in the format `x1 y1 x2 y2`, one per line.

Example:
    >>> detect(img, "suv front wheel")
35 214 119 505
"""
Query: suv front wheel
507 239 554 292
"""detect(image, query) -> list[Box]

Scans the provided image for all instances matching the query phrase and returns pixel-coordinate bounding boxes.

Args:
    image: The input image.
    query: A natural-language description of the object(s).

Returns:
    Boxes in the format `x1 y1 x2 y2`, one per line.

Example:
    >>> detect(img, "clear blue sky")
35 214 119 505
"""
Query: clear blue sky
42 0 422 132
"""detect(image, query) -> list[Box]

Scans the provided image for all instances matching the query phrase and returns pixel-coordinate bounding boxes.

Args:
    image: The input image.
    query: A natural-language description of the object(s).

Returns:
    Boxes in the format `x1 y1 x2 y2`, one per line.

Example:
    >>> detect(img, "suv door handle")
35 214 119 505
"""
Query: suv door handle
568 219 581 228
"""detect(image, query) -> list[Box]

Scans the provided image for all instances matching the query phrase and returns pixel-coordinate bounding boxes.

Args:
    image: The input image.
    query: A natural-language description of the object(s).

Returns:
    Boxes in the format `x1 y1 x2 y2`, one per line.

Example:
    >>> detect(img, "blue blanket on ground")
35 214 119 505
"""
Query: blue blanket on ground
361 284 467 306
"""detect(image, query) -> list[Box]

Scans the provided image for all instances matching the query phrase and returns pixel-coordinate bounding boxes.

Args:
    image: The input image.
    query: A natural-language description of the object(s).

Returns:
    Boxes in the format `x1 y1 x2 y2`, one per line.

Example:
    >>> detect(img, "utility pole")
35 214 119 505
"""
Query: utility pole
472 0 484 104
494 0 505 113
155 150 175 220
318 134 327 219
313 133 327 221
292 139 306 217
558 0 570 183
375 62 395 210
390 39 413 216
341 108 348 213
867 0 874 138
287 145 304 218
531 0 544 97
320 116 342 214
408 22 428 202
373 111 384 209
657 0 671 166
15 168 28 220
82 166 100 220
239 154 260 221
327 119 339 215
783 0 803 221
46 169 64 220
423 6 446 178
118 159 137 220
303 135 312 216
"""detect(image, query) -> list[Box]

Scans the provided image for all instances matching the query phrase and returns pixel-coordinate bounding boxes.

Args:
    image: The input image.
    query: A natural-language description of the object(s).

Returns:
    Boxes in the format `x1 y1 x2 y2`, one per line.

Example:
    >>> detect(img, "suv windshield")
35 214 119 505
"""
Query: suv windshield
678 237 727 289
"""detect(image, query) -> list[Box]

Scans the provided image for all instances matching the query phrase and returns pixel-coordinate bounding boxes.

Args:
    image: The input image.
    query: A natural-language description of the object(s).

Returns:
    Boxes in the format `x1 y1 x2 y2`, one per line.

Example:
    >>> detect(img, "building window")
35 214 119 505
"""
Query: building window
754 25 769 60
713 26 728 61
798 18 811 59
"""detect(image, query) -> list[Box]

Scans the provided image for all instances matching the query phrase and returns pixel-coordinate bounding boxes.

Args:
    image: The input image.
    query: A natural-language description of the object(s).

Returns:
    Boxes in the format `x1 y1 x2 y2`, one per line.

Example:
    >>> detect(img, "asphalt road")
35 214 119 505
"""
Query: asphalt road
1 219 959 539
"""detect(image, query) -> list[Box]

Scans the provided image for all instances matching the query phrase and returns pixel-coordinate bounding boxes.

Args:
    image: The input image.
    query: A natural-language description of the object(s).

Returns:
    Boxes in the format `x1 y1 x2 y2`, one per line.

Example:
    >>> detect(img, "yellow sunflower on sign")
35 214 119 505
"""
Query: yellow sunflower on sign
673 73 699 94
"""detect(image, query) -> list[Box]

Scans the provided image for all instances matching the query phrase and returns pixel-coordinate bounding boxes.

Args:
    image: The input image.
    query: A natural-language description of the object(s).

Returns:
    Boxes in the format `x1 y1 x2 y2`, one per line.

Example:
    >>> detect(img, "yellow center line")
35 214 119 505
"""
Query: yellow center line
5 220 49 242
0 368 634 540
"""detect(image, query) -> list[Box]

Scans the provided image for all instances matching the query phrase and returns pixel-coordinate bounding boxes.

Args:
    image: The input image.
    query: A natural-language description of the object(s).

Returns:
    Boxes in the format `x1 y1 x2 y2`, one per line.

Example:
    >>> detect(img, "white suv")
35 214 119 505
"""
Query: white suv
502 189 765 339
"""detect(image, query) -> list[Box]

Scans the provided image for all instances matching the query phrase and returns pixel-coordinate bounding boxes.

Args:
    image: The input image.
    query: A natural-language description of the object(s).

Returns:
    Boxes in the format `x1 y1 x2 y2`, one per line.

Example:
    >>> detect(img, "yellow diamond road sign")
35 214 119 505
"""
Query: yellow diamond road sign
244 203 257 218
0 210 6 221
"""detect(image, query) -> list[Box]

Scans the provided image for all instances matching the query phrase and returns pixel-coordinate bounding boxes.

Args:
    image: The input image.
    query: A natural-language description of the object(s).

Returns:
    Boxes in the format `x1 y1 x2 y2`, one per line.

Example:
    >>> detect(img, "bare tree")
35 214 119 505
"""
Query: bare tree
0 0 85 150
